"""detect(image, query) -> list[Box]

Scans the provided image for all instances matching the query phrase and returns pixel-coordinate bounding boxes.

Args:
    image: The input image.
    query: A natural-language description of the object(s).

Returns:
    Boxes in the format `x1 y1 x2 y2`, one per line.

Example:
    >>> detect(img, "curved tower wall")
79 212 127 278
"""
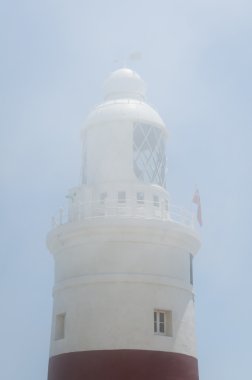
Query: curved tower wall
47 68 200 380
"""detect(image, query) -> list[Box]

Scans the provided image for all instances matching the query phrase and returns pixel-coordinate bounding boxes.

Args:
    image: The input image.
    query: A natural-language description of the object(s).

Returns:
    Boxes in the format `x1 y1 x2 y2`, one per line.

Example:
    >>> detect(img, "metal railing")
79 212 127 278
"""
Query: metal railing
51 200 195 229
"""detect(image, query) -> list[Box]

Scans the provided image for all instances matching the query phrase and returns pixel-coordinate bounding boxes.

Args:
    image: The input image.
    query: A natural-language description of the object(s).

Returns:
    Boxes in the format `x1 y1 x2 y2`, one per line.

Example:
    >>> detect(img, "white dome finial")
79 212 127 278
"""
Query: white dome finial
103 68 146 101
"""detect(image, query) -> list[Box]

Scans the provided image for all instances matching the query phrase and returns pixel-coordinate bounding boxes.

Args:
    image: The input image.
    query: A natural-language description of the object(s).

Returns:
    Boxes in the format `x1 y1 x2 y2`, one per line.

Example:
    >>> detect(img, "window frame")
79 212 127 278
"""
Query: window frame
154 309 172 337
55 313 66 340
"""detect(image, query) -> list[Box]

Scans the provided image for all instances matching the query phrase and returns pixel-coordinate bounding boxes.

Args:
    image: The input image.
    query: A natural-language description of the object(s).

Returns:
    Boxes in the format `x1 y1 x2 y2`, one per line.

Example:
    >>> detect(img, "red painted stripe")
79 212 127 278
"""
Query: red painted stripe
48 350 199 380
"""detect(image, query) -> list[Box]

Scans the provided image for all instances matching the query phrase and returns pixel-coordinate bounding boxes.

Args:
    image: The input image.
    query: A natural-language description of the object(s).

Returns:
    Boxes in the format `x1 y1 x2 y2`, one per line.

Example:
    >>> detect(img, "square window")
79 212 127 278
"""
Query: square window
137 192 144 204
154 310 172 337
118 191 126 204
55 313 65 340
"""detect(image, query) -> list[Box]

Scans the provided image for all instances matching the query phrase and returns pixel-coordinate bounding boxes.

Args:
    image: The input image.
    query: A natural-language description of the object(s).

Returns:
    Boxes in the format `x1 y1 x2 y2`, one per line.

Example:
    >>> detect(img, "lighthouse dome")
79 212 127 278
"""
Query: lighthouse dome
84 68 166 133
103 68 146 101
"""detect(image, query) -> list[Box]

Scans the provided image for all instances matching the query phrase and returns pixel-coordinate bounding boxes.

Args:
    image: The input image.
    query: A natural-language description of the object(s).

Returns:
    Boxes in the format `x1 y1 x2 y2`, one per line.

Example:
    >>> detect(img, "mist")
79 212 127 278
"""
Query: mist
1 1 252 379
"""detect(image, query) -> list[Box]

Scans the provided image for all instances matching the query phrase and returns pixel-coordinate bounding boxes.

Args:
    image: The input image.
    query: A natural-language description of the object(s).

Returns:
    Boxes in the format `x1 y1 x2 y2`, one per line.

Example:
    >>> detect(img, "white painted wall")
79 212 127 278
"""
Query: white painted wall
50 280 196 357
48 219 199 358
83 100 167 185
47 68 200 364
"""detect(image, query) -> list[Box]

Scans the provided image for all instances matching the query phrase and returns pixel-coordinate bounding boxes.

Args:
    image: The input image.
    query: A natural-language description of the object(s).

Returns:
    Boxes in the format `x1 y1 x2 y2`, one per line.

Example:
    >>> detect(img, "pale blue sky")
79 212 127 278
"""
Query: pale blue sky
1 1 252 379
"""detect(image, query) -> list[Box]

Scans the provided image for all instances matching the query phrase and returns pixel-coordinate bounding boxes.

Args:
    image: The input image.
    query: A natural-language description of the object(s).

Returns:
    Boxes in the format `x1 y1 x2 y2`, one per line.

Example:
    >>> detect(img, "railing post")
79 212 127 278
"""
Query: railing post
51 200 195 229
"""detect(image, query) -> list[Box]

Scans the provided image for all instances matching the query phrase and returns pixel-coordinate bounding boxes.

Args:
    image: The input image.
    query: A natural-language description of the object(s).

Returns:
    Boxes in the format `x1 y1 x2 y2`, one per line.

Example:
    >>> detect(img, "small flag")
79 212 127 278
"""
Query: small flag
192 189 203 226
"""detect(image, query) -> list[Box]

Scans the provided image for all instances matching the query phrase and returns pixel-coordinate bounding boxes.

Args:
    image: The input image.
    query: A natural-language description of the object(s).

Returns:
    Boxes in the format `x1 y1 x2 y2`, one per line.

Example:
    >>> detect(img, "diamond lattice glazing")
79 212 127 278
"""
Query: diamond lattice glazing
133 123 166 187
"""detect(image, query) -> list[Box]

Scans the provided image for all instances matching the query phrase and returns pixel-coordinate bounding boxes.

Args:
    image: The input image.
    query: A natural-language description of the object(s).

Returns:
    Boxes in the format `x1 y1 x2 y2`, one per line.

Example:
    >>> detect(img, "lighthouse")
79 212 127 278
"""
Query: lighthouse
47 68 201 380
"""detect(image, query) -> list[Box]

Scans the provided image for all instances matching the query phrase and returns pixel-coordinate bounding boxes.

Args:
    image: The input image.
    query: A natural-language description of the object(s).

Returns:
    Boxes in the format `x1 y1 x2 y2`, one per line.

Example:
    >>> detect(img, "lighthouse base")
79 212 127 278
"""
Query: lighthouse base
48 350 198 380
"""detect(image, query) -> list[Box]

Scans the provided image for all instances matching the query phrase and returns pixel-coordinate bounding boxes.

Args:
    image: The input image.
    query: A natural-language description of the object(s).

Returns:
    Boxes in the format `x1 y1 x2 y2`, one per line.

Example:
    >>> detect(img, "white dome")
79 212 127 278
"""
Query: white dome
84 99 166 134
103 68 146 101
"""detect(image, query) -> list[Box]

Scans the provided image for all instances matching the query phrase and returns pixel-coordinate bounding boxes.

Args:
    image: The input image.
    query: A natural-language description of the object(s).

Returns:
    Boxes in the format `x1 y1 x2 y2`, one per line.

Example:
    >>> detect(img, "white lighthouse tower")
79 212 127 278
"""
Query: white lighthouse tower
47 68 201 380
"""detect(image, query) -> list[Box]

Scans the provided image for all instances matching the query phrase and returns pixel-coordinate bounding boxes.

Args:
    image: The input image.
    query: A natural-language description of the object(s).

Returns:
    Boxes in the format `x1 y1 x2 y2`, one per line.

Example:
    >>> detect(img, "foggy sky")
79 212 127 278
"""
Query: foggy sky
1 1 252 379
